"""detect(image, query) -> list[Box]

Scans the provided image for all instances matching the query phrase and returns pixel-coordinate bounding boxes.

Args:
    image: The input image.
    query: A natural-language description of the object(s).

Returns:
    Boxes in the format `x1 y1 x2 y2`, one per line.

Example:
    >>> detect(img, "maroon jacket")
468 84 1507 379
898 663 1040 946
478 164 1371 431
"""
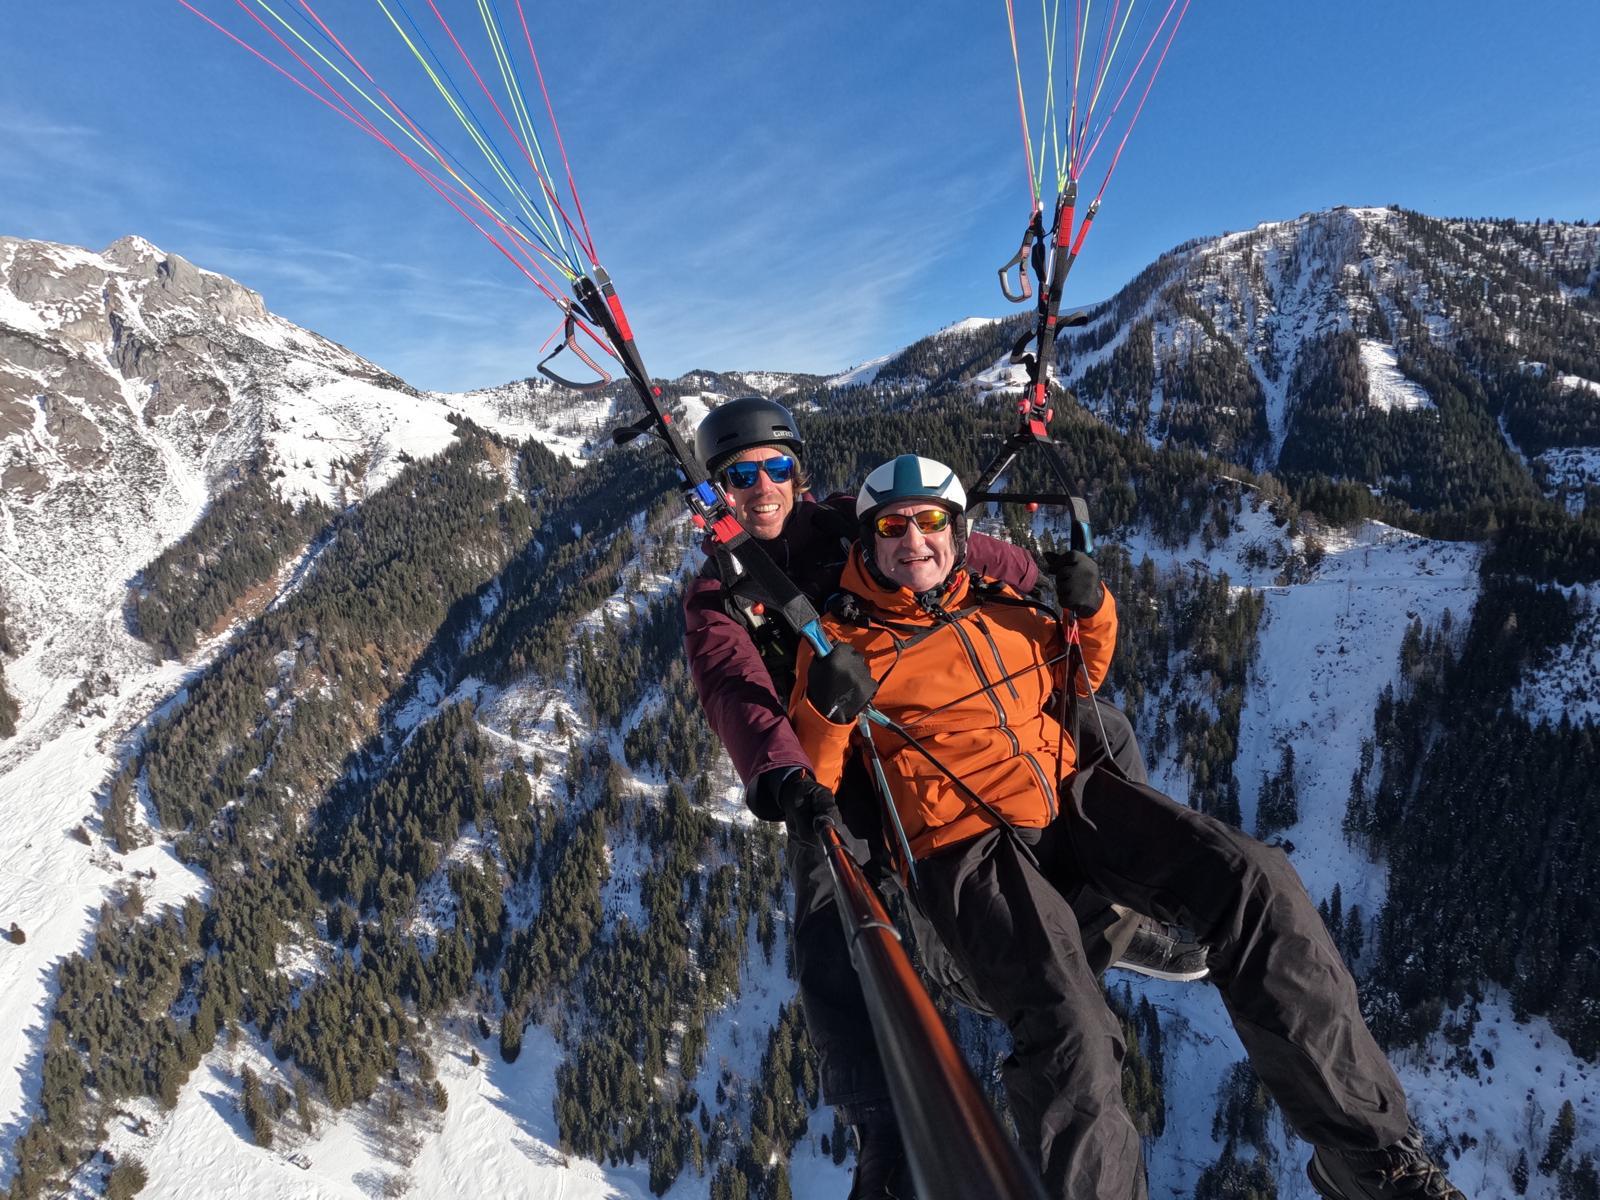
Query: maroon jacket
683 495 1039 818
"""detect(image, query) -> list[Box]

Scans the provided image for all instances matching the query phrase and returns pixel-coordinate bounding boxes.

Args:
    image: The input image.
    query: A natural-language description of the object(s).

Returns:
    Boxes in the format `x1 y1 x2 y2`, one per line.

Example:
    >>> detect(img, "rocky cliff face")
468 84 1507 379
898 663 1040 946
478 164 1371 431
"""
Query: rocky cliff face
1 238 353 652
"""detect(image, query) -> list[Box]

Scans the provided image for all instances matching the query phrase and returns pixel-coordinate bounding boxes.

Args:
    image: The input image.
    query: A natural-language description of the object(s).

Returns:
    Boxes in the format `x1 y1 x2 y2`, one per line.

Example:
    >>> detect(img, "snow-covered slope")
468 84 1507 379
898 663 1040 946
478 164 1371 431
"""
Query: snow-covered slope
1047 207 1600 478
0 235 621 1174
1096 505 1600 1198
824 315 1007 389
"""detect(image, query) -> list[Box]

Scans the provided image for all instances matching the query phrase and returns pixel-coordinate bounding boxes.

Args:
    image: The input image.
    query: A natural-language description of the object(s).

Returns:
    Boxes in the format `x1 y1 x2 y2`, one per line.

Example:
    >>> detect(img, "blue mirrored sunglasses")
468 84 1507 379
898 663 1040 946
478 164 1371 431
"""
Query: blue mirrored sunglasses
721 455 796 489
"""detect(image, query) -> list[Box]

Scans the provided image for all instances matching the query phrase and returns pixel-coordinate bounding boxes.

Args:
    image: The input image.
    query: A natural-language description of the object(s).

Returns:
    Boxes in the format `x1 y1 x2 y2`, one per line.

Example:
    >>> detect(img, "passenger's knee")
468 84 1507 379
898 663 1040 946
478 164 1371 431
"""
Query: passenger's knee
1225 830 1311 909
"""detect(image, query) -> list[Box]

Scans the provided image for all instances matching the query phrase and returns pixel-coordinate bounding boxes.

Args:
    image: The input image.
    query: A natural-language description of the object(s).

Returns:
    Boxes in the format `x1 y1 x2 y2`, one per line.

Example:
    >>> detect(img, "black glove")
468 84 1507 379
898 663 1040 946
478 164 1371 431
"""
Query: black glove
805 643 878 725
1045 549 1105 618
778 771 843 846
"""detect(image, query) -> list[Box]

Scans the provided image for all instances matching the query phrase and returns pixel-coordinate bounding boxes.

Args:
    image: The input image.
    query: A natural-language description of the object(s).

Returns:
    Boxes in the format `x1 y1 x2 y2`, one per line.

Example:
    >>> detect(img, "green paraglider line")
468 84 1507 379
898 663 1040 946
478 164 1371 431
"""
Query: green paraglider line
1037 0 1064 201
291 0 578 279
473 0 588 270
1077 0 1190 196
510 0 599 264
472 0 577 267
416 0 593 271
284 0 551 259
235 0 581 282
379 0 575 263
1000 0 1191 265
174 0 585 304
1073 0 1159 175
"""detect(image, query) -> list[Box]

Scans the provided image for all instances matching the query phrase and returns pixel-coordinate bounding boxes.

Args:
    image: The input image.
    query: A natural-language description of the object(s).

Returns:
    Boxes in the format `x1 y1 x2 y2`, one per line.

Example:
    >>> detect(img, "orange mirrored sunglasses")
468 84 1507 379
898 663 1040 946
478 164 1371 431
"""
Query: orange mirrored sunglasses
872 509 952 538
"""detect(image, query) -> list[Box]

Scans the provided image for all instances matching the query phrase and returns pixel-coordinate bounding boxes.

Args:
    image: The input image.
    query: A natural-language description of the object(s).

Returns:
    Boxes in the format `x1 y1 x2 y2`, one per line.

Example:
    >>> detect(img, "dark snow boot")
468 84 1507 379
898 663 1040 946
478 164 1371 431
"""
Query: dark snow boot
849 1116 915 1199
1111 917 1210 982
1307 1126 1467 1199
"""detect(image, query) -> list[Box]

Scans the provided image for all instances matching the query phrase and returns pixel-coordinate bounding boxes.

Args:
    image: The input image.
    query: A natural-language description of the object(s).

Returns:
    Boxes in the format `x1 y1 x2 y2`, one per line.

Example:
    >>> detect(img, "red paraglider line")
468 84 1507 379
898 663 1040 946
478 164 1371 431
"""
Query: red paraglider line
420 0 591 267
178 0 578 307
1076 0 1185 180
236 0 568 296
1076 0 1121 166
513 0 599 266
293 0 566 269
1086 0 1189 209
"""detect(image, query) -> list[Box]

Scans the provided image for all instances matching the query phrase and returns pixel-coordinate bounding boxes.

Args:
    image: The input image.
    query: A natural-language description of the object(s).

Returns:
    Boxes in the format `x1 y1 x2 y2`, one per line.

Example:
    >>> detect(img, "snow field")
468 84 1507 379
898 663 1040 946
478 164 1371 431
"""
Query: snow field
1091 505 1493 1196
1513 582 1600 727
1358 340 1433 413
0 655 209 1166
1392 991 1600 1200
103 1024 649 1200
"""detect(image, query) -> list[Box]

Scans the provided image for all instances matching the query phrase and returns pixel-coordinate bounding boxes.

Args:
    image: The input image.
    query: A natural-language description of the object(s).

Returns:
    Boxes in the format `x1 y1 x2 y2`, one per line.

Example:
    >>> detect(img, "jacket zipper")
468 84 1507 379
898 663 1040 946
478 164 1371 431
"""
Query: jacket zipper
972 612 1022 701
1020 752 1057 821
946 618 1020 758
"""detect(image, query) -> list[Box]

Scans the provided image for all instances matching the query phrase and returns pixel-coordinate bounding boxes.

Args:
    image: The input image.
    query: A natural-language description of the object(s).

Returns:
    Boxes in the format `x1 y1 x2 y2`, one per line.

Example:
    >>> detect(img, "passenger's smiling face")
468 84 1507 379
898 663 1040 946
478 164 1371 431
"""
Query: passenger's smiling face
871 500 956 593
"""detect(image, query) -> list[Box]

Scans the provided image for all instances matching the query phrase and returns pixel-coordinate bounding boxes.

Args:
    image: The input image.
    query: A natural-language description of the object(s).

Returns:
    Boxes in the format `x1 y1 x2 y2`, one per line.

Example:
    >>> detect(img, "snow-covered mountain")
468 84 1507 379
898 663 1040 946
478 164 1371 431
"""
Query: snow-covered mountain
1 220 1597 1200
0 236 623 1192
1058 206 1600 506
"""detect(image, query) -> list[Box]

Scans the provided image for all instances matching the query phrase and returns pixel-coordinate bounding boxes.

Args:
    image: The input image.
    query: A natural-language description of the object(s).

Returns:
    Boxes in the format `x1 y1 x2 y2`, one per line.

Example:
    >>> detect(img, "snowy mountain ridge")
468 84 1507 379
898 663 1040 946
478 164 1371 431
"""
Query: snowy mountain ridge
1050 206 1600 507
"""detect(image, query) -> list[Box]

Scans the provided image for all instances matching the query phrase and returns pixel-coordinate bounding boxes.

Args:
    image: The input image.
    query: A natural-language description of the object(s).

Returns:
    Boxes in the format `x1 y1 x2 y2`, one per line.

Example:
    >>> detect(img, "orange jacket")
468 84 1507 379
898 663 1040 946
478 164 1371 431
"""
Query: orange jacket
790 548 1118 859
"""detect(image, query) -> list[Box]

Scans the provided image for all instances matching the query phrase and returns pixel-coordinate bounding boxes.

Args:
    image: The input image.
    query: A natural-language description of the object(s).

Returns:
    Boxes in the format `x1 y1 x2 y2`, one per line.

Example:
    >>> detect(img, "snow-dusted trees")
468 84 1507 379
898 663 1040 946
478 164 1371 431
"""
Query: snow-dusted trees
1256 742 1299 837
1363 584 1600 1059
129 469 331 660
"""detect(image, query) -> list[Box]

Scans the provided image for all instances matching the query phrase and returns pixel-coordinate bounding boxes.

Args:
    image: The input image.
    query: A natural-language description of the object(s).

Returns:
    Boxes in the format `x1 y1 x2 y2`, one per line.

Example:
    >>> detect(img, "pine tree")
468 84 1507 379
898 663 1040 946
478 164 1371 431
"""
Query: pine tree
1542 1100 1577 1174
106 1158 150 1200
1257 742 1299 836
1342 904 1365 964
241 1066 274 1149
1564 1154 1600 1200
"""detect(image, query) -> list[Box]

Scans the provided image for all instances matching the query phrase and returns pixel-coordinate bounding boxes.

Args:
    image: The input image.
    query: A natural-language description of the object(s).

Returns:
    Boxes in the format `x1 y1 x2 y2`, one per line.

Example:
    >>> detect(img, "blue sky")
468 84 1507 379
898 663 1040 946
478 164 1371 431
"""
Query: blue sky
3 1 1597 392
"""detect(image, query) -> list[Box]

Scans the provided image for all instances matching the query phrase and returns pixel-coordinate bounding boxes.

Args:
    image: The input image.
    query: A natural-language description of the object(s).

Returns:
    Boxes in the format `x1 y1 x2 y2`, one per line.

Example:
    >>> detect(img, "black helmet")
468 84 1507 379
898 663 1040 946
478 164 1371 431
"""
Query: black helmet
694 396 804 473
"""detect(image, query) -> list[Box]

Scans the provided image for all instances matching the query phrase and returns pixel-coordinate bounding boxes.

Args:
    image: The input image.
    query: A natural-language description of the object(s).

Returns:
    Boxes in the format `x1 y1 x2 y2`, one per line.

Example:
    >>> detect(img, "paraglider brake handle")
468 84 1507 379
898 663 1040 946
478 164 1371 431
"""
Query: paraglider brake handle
610 413 656 445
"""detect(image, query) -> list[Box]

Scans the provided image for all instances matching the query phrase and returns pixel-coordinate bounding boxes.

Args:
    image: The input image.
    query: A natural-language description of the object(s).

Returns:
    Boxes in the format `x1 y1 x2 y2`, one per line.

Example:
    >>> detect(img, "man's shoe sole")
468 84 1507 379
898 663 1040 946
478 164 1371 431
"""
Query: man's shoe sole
1110 961 1210 983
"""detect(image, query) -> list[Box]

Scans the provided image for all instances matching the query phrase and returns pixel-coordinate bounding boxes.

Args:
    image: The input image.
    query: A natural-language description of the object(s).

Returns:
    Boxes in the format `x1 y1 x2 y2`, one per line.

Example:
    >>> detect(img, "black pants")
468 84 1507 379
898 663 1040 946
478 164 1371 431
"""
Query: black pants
916 766 1411 1200
789 698 1148 1121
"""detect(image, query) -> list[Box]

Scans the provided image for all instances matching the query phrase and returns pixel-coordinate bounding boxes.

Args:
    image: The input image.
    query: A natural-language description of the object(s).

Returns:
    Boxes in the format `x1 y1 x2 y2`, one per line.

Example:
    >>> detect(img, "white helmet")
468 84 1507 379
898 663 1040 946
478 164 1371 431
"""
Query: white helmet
855 455 967 519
